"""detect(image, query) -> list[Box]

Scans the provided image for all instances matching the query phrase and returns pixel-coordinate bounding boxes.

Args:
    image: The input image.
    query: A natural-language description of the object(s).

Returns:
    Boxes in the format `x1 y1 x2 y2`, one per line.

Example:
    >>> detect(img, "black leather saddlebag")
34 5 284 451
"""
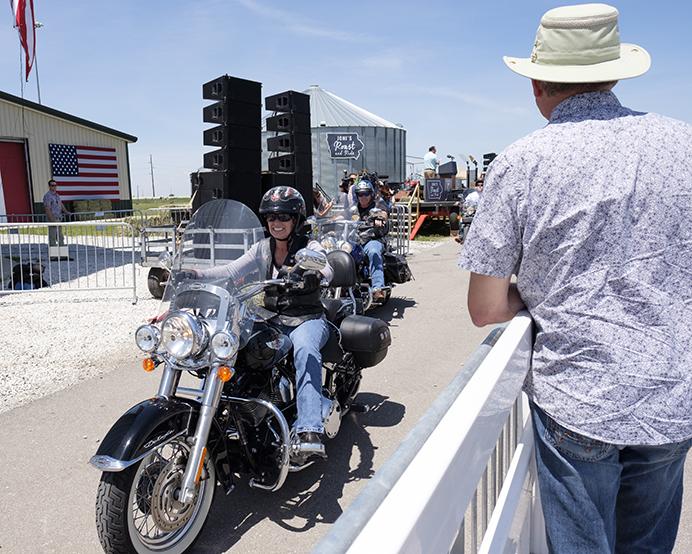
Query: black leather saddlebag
339 315 391 368
384 252 413 284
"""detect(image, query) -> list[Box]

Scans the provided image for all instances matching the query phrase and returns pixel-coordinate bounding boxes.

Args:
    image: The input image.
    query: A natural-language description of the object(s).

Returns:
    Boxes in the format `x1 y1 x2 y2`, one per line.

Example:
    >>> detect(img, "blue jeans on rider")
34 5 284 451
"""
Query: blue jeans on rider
282 318 330 435
363 239 385 290
531 402 691 554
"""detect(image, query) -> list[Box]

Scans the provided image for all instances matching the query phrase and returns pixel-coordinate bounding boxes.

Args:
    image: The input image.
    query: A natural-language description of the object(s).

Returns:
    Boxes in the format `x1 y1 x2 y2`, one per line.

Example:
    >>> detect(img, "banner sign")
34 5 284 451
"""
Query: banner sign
326 133 364 160
424 179 444 202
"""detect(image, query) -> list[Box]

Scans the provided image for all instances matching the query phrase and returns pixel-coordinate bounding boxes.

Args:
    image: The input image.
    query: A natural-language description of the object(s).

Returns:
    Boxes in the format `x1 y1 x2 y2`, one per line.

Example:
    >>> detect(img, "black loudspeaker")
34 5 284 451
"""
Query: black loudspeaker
192 171 262 214
202 103 261 128
266 133 311 153
203 148 261 172
482 152 497 173
266 113 311 133
203 125 261 150
268 153 311 173
264 88 312 213
203 75 262 216
265 91 310 114
203 75 262 103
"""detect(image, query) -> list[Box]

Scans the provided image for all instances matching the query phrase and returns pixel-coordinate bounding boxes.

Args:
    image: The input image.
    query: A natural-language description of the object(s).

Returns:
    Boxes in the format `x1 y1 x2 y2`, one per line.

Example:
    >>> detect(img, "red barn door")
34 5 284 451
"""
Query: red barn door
0 141 32 216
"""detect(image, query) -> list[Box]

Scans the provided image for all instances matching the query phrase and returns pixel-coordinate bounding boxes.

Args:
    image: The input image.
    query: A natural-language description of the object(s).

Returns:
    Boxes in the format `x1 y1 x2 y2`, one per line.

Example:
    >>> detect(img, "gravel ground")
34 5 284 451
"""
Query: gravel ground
0 265 159 414
0 238 447 415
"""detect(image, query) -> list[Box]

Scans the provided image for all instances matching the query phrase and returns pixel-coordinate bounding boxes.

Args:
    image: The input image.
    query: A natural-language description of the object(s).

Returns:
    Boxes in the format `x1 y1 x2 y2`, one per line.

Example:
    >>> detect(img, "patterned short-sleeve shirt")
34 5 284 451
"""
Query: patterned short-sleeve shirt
459 91 692 445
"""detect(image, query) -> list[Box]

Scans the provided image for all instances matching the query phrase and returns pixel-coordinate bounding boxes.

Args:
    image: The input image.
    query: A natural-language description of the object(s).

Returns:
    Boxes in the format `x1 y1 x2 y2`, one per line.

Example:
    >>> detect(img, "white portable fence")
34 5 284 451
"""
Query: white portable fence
389 203 411 256
314 313 547 554
0 220 138 303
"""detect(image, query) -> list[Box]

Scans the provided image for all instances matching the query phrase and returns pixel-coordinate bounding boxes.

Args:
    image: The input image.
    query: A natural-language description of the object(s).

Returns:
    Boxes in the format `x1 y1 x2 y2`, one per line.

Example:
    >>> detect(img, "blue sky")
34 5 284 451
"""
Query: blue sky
2 1 691 197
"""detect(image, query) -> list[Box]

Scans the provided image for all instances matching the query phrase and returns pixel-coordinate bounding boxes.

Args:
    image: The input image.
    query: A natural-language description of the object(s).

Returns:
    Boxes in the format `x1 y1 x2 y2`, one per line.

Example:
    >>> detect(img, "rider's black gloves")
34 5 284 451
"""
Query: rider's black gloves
301 270 321 290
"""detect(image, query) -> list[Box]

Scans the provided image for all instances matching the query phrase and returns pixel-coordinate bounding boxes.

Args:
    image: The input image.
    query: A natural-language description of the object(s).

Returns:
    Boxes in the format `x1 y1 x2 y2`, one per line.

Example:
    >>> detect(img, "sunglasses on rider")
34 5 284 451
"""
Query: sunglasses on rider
265 213 294 222
357 191 372 197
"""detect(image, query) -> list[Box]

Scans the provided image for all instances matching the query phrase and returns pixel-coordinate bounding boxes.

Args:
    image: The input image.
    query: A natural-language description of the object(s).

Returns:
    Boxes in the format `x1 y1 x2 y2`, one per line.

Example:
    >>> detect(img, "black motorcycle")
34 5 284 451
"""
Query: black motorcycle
313 210 413 311
89 200 391 553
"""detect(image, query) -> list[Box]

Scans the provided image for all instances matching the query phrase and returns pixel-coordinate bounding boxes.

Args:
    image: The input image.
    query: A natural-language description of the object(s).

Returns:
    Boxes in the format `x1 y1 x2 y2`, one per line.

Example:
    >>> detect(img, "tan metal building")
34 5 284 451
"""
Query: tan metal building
0 90 137 217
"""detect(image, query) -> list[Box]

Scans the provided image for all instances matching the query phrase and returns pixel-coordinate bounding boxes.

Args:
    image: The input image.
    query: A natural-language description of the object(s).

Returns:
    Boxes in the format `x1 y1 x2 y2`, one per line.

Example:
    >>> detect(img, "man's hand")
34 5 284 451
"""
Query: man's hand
467 273 526 326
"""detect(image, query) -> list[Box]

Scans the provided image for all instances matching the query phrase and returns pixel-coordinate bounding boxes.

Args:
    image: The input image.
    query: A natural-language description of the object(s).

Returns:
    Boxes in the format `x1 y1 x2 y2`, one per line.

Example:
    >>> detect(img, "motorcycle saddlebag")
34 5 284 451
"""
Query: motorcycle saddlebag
384 252 413 284
339 315 391 368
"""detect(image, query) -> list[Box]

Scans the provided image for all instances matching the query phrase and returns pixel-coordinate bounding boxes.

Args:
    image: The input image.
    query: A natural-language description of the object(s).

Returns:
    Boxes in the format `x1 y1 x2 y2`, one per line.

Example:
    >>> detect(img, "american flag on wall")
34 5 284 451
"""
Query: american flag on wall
48 144 120 200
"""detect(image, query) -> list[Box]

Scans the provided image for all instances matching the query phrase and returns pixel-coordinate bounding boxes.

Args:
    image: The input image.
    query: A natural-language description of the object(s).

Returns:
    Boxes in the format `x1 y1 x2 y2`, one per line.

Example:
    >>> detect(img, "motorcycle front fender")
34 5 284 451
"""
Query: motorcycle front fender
89 396 198 472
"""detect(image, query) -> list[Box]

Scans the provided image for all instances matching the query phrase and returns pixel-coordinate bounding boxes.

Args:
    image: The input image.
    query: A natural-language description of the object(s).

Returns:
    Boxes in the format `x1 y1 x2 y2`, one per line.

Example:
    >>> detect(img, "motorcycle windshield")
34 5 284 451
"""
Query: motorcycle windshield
313 217 362 247
159 199 266 317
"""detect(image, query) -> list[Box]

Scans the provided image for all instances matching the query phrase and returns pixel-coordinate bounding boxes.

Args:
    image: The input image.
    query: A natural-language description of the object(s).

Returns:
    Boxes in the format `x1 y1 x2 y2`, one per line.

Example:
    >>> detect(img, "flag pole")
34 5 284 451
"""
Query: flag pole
33 21 43 104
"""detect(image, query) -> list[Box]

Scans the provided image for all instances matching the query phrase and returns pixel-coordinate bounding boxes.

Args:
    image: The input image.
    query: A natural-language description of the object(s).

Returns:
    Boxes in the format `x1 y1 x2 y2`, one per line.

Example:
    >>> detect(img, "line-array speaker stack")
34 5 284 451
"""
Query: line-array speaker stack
264 90 313 215
194 75 262 214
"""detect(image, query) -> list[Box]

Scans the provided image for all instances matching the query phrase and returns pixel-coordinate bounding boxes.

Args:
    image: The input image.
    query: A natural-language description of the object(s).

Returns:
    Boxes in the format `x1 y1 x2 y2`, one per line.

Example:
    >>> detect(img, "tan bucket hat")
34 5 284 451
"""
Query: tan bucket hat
503 3 651 83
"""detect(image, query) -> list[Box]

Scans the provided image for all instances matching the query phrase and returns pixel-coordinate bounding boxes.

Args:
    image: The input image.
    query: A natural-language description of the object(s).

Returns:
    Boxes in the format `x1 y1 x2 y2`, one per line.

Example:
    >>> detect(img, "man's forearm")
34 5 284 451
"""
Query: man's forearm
468 273 527 326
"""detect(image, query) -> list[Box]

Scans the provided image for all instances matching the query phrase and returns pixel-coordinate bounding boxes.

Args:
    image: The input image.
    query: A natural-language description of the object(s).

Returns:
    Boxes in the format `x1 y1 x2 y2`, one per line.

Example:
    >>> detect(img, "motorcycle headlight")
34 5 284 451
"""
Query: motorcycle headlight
135 324 160 353
161 311 207 359
210 331 240 360
321 237 337 251
337 240 352 253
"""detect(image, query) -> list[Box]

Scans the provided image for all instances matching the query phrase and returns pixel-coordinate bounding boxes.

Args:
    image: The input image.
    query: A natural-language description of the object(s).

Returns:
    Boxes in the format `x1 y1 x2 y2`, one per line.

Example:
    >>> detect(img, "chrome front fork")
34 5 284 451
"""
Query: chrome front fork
178 368 224 504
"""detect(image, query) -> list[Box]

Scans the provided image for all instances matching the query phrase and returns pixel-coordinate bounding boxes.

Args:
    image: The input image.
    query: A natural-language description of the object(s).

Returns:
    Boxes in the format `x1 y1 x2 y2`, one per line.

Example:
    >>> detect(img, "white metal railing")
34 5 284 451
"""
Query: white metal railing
0 220 138 302
314 313 546 554
389 203 411 256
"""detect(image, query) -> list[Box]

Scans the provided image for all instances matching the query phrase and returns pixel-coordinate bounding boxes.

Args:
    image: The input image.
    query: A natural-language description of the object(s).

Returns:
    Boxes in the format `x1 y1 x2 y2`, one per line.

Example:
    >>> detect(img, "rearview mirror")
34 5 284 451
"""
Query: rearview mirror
294 248 327 271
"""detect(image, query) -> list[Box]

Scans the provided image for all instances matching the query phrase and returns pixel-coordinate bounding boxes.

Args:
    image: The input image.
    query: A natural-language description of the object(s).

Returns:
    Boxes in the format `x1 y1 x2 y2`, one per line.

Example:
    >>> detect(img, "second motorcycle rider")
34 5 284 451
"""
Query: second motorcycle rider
353 180 389 302
192 186 333 457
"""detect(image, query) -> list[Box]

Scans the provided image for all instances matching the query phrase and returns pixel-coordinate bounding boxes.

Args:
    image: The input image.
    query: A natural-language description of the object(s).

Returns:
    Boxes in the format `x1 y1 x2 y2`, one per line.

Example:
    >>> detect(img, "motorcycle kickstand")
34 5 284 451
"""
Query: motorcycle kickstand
349 403 370 413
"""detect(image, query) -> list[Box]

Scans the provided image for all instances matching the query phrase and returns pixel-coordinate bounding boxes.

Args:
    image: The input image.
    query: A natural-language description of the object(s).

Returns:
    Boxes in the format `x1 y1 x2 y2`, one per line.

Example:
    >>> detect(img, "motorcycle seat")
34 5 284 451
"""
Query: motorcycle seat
327 250 357 288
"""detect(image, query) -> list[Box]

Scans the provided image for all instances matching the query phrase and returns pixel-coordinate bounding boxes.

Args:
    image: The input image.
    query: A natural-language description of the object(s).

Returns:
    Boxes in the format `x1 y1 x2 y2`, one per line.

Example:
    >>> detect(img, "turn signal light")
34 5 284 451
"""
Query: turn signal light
217 366 234 382
142 358 156 372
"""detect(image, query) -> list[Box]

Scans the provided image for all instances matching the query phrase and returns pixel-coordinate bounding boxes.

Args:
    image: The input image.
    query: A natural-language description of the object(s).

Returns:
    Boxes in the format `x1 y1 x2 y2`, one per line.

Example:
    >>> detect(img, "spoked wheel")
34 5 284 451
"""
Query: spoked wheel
95 437 215 554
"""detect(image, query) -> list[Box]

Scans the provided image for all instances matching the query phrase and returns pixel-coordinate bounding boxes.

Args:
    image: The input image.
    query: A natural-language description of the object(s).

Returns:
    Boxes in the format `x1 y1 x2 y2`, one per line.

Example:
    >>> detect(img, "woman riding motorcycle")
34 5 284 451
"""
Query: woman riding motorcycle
353 180 389 302
192 186 333 456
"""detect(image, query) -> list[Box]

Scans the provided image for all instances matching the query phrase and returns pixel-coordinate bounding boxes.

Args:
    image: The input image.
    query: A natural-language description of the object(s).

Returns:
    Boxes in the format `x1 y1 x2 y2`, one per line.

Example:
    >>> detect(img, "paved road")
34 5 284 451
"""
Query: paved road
0 240 490 553
0 239 689 553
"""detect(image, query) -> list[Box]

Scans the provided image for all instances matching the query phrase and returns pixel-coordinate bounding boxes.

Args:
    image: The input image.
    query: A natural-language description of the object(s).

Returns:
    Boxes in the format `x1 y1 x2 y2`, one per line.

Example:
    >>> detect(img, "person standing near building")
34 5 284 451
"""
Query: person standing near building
423 146 439 179
459 4 691 552
42 179 70 248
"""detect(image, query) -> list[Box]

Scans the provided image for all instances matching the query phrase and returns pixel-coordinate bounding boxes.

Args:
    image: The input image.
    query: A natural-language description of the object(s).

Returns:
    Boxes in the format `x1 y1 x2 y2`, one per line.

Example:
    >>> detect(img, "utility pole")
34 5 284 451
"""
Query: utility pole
149 154 156 197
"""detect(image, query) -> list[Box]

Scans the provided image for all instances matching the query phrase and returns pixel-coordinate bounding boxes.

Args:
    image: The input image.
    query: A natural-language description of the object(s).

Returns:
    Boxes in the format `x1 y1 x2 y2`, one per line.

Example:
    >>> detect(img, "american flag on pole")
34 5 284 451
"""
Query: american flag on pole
11 0 36 81
49 144 120 200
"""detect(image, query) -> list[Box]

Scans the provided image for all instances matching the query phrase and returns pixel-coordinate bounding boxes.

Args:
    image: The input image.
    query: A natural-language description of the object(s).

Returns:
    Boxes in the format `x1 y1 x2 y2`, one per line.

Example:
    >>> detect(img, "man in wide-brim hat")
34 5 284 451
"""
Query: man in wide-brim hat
460 4 692 552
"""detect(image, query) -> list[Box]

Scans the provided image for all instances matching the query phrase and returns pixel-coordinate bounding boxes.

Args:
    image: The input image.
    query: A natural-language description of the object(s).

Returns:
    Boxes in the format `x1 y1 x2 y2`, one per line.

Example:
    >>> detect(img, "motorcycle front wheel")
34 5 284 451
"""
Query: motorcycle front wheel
95 437 216 554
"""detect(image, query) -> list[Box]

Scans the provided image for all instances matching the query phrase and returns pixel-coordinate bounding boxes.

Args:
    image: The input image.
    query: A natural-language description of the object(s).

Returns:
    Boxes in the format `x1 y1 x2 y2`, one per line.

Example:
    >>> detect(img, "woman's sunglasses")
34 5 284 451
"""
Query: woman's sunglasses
266 213 293 222
357 192 372 197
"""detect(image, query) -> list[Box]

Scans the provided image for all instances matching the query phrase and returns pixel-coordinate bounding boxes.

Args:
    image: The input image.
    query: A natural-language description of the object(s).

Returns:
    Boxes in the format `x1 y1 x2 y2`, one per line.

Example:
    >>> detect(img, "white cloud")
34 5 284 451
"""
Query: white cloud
388 84 529 116
235 0 366 42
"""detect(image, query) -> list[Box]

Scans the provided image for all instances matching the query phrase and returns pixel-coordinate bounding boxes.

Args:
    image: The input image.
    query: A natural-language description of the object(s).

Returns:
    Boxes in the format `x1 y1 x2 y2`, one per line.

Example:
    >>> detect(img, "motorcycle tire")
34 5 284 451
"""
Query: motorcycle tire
95 436 216 554
147 267 168 300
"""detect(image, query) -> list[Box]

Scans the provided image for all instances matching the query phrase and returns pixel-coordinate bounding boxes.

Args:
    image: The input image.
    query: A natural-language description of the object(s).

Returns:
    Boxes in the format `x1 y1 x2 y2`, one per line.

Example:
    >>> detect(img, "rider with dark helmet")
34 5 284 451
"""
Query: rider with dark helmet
194 186 333 456
353 180 389 302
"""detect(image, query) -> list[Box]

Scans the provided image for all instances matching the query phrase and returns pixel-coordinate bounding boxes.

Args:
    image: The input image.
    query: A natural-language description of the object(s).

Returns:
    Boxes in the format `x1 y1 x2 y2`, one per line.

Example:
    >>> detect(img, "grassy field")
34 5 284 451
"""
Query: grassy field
132 197 191 211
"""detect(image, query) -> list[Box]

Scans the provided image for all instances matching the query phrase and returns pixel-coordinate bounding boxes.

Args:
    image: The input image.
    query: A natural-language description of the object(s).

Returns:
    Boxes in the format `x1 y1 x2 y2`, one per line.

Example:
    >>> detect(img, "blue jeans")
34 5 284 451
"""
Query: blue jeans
282 318 330 434
363 239 385 290
531 402 691 554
